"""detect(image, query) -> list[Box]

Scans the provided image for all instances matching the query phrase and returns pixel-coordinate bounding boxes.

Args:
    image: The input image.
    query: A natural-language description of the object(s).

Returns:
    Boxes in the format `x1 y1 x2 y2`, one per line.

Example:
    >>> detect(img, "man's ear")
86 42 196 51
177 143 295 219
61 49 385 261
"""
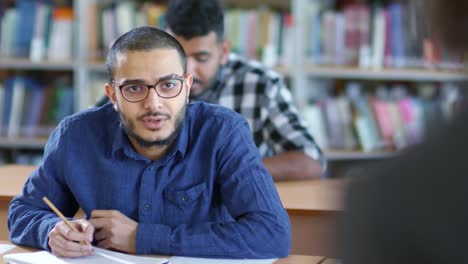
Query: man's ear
220 40 230 65
105 83 119 112
184 74 193 102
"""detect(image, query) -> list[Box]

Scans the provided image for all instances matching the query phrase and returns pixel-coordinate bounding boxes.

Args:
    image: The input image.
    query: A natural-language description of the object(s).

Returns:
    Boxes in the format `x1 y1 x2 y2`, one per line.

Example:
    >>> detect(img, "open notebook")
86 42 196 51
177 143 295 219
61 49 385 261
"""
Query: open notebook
169 257 277 264
3 247 277 264
3 247 168 264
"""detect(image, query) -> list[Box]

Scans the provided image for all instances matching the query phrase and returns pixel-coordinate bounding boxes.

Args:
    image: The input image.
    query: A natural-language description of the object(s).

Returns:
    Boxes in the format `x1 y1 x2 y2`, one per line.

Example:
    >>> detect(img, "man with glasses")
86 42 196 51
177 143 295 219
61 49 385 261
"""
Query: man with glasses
97 0 326 181
8 27 290 259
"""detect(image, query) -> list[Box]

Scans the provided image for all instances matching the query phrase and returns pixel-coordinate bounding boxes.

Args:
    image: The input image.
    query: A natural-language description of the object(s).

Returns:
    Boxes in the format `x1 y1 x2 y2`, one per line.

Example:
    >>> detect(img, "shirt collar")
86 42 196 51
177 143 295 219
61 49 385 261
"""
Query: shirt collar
111 122 137 160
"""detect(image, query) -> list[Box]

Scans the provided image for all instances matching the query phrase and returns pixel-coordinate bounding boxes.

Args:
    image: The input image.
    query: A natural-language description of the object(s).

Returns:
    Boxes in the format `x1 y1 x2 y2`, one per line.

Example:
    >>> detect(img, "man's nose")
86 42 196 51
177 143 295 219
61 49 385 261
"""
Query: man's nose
186 57 196 75
144 88 162 109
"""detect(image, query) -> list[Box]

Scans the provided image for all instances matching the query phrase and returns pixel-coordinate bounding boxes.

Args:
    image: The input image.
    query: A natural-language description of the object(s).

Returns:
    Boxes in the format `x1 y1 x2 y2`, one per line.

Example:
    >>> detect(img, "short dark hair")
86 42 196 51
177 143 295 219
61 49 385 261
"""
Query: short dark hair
106 26 187 82
166 0 224 42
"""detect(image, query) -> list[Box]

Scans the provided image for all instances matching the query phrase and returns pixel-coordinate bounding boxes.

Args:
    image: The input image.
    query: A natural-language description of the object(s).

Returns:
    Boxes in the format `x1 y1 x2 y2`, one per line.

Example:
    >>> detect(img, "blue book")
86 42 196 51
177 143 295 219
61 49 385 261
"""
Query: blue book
55 87 74 122
14 0 37 57
20 79 33 135
2 77 15 136
352 96 382 150
389 3 405 68
23 79 45 137
309 4 321 64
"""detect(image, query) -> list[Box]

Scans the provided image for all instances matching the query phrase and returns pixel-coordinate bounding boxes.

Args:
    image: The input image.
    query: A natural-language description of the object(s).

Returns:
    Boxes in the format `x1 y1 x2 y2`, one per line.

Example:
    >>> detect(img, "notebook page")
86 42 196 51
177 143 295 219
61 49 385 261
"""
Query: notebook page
3 247 168 264
169 256 277 264
0 244 16 255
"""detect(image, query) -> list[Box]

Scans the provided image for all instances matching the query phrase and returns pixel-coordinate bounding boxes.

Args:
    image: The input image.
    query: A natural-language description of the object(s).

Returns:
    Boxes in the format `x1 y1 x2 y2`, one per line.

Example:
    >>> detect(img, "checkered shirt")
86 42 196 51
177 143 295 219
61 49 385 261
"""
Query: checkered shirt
192 53 326 170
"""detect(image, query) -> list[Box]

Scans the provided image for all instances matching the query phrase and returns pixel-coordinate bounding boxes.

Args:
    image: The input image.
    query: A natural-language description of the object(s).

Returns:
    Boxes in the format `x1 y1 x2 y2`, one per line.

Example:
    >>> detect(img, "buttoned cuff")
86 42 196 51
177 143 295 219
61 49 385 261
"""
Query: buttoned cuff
136 223 172 255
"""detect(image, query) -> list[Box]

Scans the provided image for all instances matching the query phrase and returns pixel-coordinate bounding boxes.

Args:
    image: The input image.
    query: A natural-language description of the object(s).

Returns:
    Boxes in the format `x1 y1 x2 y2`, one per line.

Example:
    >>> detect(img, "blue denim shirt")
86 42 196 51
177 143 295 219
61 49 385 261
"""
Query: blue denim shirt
8 102 291 258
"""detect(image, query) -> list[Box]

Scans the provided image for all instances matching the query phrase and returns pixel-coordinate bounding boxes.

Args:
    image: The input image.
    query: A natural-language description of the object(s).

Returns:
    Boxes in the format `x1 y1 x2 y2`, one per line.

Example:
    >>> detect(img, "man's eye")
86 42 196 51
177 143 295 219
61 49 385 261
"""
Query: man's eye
195 55 210 63
125 85 143 93
160 81 176 89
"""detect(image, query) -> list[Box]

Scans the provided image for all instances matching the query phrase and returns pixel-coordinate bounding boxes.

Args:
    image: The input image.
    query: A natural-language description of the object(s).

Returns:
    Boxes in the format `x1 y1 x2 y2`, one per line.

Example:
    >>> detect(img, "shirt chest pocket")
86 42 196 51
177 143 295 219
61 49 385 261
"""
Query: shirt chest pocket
163 183 207 224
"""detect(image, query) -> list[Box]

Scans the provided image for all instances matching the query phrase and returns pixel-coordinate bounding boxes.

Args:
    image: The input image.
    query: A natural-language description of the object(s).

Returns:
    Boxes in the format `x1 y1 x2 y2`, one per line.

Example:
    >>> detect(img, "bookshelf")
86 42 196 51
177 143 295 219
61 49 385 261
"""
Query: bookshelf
292 0 468 169
0 138 47 150
325 150 396 161
301 67 468 82
0 0 78 164
0 0 467 167
0 59 75 71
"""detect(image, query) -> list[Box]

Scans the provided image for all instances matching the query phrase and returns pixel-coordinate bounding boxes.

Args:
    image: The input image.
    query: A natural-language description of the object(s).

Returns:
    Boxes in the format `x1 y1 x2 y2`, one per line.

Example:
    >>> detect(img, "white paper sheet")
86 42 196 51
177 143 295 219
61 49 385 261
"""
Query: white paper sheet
3 247 168 264
169 256 277 264
0 244 16 254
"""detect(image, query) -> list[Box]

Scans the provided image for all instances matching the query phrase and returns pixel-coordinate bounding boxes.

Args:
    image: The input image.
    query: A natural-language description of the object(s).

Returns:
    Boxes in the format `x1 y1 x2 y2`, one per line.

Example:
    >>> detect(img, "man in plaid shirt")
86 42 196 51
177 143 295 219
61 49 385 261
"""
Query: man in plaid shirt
98 0 326 180
166 0 326 180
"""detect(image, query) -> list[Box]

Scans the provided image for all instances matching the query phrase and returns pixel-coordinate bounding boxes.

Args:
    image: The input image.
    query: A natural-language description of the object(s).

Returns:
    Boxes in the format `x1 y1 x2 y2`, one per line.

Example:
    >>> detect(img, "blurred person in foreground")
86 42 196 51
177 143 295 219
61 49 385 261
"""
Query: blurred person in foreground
343 1 468 263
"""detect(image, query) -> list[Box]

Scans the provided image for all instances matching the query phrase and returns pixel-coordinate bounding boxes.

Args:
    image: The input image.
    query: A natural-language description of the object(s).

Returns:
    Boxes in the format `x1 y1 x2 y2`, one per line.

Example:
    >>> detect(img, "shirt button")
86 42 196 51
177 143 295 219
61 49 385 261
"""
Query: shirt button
144 204 150 210
181 195 188 202
147 167 152 171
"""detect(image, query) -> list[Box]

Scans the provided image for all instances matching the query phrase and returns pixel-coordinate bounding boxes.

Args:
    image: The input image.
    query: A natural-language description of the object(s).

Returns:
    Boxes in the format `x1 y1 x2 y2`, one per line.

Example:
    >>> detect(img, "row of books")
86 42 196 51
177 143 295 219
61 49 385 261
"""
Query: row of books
86 1 290 66
305 0 464 69
87 1 167 60
0 0 167 61
0 75 74 138
302 82 466 152
0 0 74 61
225 9 292 67
2 0 464 71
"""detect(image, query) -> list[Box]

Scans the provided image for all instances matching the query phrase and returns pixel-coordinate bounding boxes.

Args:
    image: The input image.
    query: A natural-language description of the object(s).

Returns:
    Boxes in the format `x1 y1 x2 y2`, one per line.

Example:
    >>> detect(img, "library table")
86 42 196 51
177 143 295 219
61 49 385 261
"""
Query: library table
0 166 35 242
275 179 346 257
0 166 347 257
0 240 327 264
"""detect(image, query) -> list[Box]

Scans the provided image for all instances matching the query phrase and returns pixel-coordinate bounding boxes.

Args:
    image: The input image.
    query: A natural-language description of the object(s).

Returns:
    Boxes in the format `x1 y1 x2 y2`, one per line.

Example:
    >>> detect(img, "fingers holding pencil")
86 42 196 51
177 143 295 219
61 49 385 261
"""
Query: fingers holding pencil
48 220 94 257
43 197 95 258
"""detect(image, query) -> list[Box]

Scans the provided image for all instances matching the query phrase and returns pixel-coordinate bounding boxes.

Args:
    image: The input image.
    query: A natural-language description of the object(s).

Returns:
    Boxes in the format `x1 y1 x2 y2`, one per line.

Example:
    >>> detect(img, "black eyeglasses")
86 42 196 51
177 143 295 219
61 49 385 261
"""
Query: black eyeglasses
112 75 185 102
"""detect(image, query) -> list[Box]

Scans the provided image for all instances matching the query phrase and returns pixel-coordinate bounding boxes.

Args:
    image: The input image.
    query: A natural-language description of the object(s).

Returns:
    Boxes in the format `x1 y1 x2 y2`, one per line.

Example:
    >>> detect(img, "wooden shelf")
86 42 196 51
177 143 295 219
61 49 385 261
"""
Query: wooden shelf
88 62 292 77
84 61 468 82
0 58 75 71
325 150 397 161
272 64 291 76
85 61 291 76
86 62 107 72
303 65 468 82
0 138 47 150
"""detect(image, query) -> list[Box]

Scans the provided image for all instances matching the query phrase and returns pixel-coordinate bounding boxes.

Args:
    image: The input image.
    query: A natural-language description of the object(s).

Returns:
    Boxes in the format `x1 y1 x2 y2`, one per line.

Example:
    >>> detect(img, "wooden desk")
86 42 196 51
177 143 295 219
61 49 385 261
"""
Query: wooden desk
321 259 339 264
0 166 35 242
275 179 346 257
0 166 346 257
0 241 326 264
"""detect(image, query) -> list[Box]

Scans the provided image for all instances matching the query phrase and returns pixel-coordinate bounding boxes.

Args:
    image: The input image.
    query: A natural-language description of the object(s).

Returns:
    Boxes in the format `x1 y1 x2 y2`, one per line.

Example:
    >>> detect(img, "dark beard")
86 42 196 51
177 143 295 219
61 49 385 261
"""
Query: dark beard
120 105 186 148
189 64 223 101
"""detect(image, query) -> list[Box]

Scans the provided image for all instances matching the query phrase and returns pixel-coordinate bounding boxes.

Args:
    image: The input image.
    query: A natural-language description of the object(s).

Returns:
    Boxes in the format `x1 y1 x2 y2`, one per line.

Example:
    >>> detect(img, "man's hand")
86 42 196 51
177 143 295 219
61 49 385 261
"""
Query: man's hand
48 219 94 257
89 210 138 254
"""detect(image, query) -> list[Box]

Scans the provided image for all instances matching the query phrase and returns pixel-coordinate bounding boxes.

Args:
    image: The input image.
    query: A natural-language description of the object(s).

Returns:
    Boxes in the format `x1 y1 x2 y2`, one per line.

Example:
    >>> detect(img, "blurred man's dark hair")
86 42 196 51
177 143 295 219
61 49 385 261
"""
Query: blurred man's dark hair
166 0 224 42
